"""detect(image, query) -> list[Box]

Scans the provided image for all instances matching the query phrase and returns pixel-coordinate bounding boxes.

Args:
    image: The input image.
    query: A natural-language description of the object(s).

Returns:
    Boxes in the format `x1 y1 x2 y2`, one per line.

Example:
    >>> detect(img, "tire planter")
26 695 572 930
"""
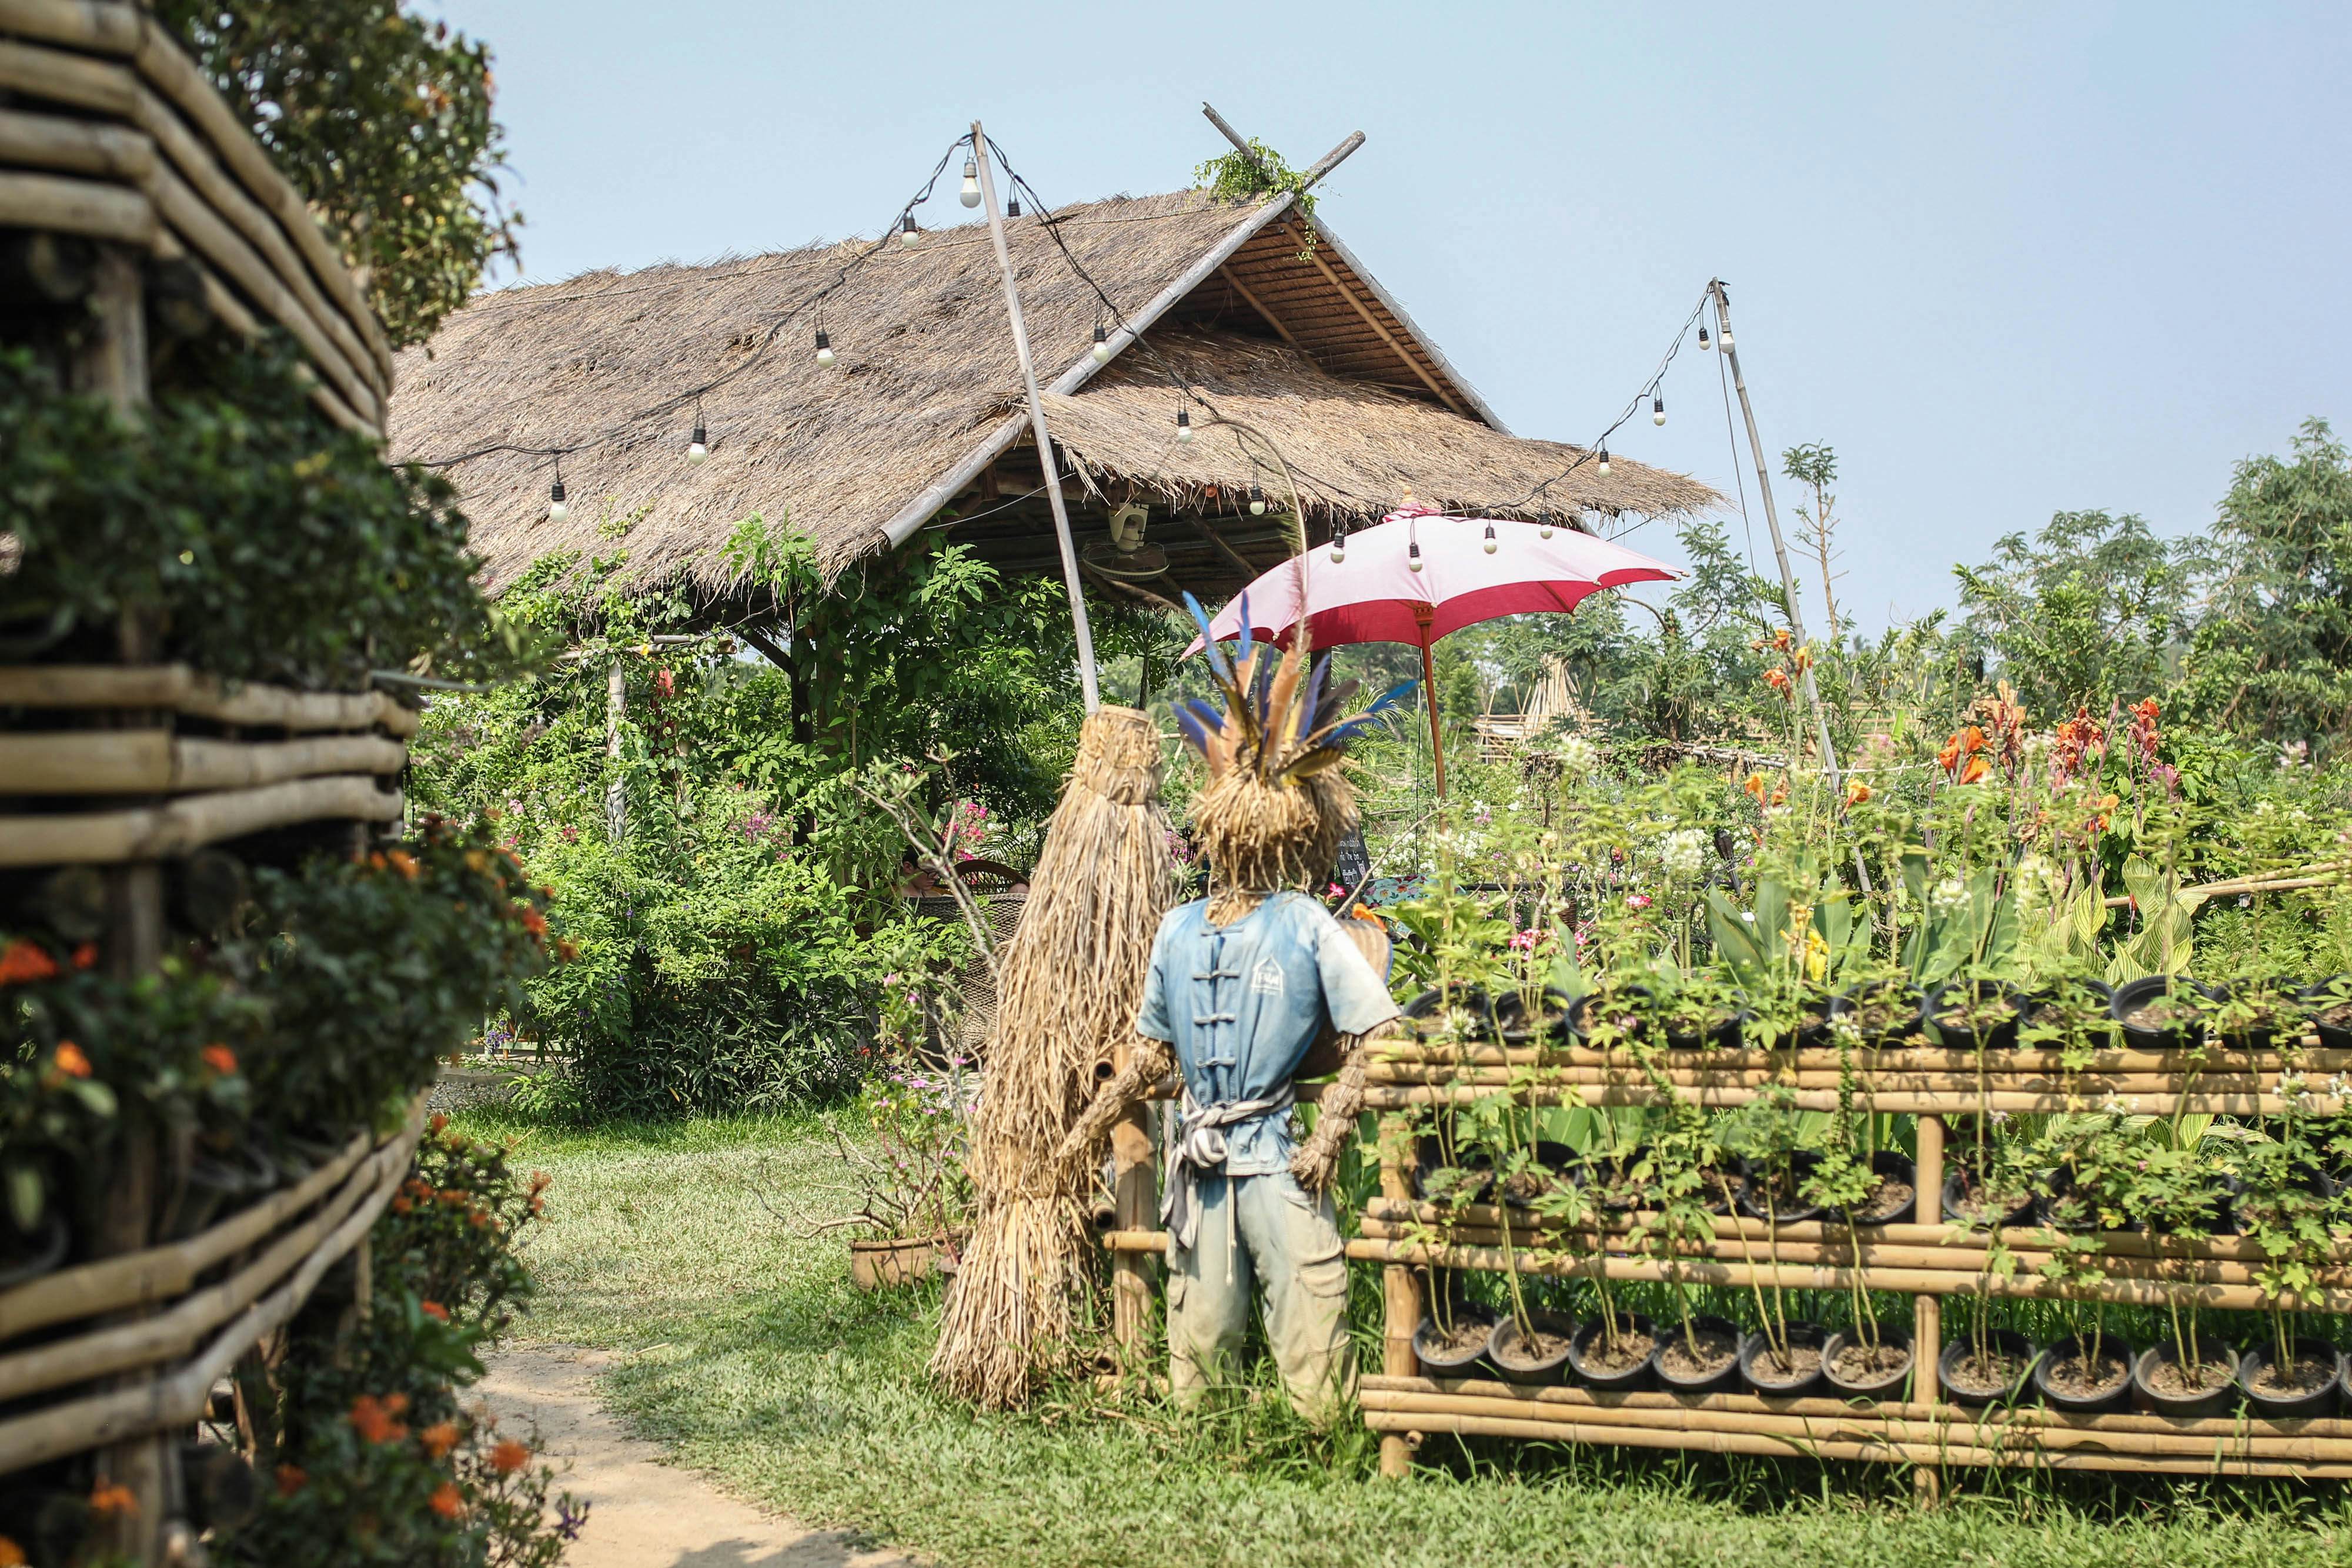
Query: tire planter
1653 1315 1744 1395
1566 1312 1660 1392
1822 1326 1915 1400
1739 1323 1830 1399
2034 1333 2136 1413
2238 1338 2343 1419
848 1233 955 1291
2133 1342 2242 1417
1939 1328 2037 1407
1923 979 2024 1051
1486 1310 1578 1386
1414 1309 1499 1377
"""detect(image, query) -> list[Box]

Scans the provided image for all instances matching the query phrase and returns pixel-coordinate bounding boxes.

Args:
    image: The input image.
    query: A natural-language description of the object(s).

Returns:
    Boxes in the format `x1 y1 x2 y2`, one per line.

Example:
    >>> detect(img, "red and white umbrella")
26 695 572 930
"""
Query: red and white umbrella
1185 505 1679 794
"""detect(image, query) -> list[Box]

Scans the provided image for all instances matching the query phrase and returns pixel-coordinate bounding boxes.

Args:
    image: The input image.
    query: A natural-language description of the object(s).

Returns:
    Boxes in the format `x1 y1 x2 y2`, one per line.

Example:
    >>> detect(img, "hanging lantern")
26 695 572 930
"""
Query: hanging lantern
1699 325 1710 350
900 212 920 248
814 327 836 368
1092 324 1111 364
959 156 981 209
1005 193 1021 218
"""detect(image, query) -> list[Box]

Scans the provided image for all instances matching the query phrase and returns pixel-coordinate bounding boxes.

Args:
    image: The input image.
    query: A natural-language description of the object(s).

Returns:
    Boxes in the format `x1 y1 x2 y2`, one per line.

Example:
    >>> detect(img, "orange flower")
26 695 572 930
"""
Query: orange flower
1937 734 1962 771
1743 774 1767 801
0 940 58 987
1771 627 1792 651
429 1113 449 1134
51 1042 91 1079
555 938 579 963
201 1044 238 1076
1769 785 1789 806
1962 725 1987 755
428 1482 464 1520
387 850 421 880
348 1394 408 1445
1790 644 1814 673
89 1481 138 1518
276 1465 308 1497
420 1300 449 1322
71 943 97 971
368 852 387 872
0 1533 25 1566
419 1421 461 1460
489 1439 532 1475
392 1197 413 1215
1762 666 1792 694
1959 755 1990 785
520 907 547 940
1845 780 1872 806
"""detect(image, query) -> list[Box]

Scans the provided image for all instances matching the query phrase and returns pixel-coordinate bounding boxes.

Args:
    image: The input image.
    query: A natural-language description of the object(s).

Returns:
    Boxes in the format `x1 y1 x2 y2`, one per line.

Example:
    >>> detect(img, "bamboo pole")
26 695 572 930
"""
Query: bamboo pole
0 666 419 734
1364 1064 2286 1097
1378 1115 1420 1479
0 731 406 795
0 774 403 867
970 119 1097 712
1369 1042 2341 1074
1358 1084 2328 1117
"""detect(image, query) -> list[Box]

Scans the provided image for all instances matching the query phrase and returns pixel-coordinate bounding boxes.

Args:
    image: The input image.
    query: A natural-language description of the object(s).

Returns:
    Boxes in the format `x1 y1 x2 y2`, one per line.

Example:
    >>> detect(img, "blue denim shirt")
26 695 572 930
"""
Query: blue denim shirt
1135 891 1398 1175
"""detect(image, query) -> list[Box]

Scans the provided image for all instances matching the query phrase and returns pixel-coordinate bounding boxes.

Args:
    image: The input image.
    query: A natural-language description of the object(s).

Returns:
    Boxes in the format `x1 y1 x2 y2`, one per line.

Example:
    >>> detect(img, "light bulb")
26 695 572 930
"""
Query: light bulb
1175 407 1192 444
1482 522 1498 554
959 158 981 209
1408 540 1424 573
1092 325 1111 365
1539 523 1553 539
814 328 836 368
1699 325 1710 350
1005 195 1021 218
900 213 920 248
1596 447 1610 476
1719 327 1733 349
687 419 707 464
1652 391 1666 426
1329 530 1347 563
548 478 567 522
1248 484 1265 516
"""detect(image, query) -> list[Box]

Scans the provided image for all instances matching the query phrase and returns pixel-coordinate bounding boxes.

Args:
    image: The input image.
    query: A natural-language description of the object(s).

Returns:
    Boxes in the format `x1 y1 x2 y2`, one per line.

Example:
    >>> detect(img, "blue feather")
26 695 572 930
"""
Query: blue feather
1367 678 1418 715
1172 704 1210 756
1184 591 1234 687
1235 591 1253 660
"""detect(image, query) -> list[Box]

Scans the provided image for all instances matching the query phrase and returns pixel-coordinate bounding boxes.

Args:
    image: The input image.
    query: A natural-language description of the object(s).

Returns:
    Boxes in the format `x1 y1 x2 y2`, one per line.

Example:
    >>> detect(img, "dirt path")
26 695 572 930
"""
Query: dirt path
477 1345 917 1568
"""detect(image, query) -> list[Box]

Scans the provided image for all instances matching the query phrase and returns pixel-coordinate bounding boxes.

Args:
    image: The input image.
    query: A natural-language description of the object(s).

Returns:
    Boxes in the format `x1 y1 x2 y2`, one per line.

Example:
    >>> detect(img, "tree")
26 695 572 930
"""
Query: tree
1954 509 2195 718
1783 442 1845 643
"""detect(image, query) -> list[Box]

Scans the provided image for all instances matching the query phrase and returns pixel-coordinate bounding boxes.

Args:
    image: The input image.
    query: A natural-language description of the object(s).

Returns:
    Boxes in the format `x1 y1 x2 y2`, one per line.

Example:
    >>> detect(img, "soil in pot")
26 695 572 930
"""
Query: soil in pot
1692 1165 1737 1216
1738 1152 1826 1223
1846 1152 1917 1226
1414 1310 1499 1375
1656 1316 1743 1394
1663 1002 1746 1052
1740 1324 1829 1397
1568 987 1654 1047
2034 1334 2134 1413
1844 983 1925 1044
1939 1329 2036 1406
1494 988 1573 1043
1567 1312 1659 1390
1822 1328 1914 1399
1577 1153 1653 1213
1796 993 1850 1047
2239 1339 2342 1419
1405 987 1496 1042
1927 980 2023 1050
1489 1311 1578 1386
1942 1169 2033 1229
2301 978 2352 1051
1413 1135 1494 1205
2134 1342 2240 1416
2110 975 2213 1050
1497 1141 1578 1207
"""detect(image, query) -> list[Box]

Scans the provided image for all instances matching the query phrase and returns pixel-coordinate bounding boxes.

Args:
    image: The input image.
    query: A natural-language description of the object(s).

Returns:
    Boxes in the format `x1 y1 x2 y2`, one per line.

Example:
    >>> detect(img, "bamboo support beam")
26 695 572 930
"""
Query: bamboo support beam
0 731 406 795
1365 1064 2291 1098
0 775 403 867
1371 1042 2341 1075
1358 1083 2331 1118
0 666 419 734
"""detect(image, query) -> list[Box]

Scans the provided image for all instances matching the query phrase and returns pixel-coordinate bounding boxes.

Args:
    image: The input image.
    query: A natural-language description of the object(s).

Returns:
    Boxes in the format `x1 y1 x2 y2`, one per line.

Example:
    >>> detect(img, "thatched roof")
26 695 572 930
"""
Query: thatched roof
387 187 1716 596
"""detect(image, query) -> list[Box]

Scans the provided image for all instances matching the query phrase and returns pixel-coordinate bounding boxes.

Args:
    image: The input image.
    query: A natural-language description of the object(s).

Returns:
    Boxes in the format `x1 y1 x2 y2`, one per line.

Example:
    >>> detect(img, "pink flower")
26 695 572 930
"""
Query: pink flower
1625 894 1653 911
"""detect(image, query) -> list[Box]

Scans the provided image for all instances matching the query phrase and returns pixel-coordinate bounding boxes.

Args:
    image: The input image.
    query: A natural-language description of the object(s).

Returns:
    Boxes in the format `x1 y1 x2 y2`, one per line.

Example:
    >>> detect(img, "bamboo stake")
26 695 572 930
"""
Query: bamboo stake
0 775 403 867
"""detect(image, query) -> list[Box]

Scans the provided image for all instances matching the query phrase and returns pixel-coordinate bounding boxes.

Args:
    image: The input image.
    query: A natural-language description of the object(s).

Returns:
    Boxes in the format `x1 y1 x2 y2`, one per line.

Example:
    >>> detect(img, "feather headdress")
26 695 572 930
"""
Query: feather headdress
1177 592 1412 894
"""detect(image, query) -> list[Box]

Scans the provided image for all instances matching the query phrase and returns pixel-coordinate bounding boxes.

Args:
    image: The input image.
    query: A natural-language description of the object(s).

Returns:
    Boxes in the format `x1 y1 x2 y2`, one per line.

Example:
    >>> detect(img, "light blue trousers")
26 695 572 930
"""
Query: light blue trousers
1167 1168 1354 1423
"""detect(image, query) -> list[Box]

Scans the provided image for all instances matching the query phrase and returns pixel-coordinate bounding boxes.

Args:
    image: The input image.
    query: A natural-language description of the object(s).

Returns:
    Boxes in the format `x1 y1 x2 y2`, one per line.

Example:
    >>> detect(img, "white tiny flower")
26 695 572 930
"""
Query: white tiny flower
1661 827 1709 879
1930 877 1969 914
1556 735 1598 774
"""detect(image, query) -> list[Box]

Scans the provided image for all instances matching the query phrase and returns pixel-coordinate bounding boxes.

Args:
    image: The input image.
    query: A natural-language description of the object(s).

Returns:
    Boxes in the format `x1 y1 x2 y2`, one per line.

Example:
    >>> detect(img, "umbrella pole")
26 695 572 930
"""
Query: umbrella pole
1419 636 1448 800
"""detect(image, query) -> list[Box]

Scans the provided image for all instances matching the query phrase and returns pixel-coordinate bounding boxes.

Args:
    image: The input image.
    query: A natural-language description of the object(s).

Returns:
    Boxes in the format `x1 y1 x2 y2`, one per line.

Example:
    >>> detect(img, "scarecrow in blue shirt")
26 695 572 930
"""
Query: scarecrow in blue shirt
1064 597 1411 1423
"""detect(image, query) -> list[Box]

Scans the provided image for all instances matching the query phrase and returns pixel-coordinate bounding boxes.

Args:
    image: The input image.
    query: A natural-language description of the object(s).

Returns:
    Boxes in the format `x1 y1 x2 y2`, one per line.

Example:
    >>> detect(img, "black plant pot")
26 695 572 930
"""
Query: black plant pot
1738 1151 1826 1224
1939 1328 2037 1407
2034 1168 2140 1235
1566 1311 1659 1392
1495 1141 1579 1208
1821 1326 1914 1400
1412 1134 1494 1205
0 1212 70 1290
2110 975 2216 1052
1575 1149 1655 1215
1413 1309 1499 1378
1796 992 1851 1048
1567 986 1655 1048
1487 1311 1578 1387
1405 987 1497 1042
1846 1151 1919 1226
2133 1341 2241 1417
1924 979 2024 1051
1739 1323 1830 1398
1655 1315 1745 1395
2302 977 2352 1052
1942 1168 2034 1230
1494 987 1575 1045
1841 982 1926 1045
2238 1338 2343 1419
1662 999 1749 1052
2033 1333 2136 1413
2020 978 2116 1044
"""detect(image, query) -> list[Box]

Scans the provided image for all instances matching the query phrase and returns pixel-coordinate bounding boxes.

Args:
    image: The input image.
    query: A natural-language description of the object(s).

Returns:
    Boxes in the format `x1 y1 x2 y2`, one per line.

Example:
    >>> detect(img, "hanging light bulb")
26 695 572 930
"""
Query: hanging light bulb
1407 538 1424 573
1539 521 1554 540
1719 326 1733 349
958 157 981 209
1328 523 1348 563
547 474 567 523
1175 407 1193 444
1248 484 1266 516
814 327 836 368
899 212 920 248
1482 521 1498 554
1596 446 1611 476
1092 325 1111 364
1005 193 1021 218
687 414 707 464
1699 325 1711 351
1652 390 1666 426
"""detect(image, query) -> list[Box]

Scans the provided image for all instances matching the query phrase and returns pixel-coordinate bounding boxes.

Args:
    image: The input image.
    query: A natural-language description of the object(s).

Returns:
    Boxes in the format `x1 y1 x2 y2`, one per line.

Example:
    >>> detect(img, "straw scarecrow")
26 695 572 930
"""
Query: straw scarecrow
1060 597 1410 1422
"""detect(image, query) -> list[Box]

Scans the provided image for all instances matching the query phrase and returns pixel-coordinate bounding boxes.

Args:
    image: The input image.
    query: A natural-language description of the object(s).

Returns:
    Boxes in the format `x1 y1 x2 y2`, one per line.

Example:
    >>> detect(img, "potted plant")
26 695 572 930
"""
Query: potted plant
1643 1106 1743 1395
2032 1231 2137 1413
2110 974 2216 1052
1806 1033 1912 1399
1924 978 2024 1052
2233 1103 2344 1416
788 1062 974 1290
1718 1088 1828 1395
2300 975 2352 1051
2123 1140 2239 1415
1561 1116 1659 1388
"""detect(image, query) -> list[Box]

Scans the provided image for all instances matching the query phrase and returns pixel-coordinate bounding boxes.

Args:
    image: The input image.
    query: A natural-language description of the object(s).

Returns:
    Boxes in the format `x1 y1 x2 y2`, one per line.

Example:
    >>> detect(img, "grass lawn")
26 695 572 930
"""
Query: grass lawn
458 1108 2352 1568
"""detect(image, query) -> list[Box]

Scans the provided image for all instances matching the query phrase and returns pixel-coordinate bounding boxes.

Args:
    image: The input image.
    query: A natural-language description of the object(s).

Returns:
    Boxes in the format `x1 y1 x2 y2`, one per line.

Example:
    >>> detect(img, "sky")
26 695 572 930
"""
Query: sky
421 1 2348 632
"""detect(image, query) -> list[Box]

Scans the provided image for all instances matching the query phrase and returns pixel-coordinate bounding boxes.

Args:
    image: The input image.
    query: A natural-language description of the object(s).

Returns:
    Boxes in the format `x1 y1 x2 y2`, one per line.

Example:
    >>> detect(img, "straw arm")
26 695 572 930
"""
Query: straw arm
1058 1033 1174 1166
1291 1022 1387 1192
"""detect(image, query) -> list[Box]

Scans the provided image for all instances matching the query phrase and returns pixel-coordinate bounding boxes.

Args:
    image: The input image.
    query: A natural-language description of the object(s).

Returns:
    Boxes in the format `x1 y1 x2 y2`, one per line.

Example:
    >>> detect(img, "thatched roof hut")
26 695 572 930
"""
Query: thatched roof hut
388 186 1716 604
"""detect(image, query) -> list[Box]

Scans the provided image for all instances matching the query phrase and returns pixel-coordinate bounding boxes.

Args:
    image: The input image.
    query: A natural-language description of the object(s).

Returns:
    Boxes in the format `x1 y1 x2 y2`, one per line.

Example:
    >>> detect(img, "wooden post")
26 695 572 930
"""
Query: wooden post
1378 1114 1421 1478
1414 607 1447 800
969 121 1099 712
603 657 626 842
1911 1112 1945 1505
1108 1017 1156 1352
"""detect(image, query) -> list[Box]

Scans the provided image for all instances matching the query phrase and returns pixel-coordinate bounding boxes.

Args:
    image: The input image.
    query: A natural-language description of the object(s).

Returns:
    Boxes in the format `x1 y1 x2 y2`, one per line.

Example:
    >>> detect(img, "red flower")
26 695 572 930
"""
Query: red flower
201 1044 238 1076
419 1421 460 1460
50 1042 91 1080
428 1482 464 1520
489 1439 532 1475
348 1395 407 1445
1845 780 1872 805
0 940 58 987
71 943 97 970
420 1300 449 1323
276 1465 308 1498
88 1482 138 1519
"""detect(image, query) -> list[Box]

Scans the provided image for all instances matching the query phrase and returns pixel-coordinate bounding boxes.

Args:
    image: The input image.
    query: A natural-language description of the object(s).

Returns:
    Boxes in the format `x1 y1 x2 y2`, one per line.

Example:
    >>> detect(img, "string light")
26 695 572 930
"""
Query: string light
814 327 836 368
899 212 920 249
1652 390 1666 426
1328 521 1348 563
547 463 567 522
687 401 707 464
1482 521 1498 554
1539 521 1553 539
1699 325 1710 351
1248 484 1265 516
959 156 981 209
1596 446 1610 476
1719 325 1733 349
1092 324 1111 364
1175 407 1192 444
1005 193 1021 218
1408 537 1424 573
